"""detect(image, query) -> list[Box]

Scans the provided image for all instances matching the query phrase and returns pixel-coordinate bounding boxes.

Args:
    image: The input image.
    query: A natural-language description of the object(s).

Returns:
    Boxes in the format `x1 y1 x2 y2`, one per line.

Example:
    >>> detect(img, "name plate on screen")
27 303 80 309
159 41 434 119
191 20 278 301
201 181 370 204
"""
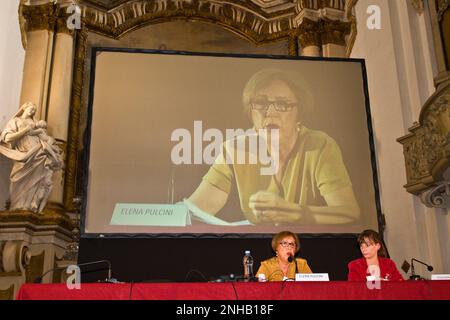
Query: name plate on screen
295 273 329 282
431 274 450 280
111 203 188 226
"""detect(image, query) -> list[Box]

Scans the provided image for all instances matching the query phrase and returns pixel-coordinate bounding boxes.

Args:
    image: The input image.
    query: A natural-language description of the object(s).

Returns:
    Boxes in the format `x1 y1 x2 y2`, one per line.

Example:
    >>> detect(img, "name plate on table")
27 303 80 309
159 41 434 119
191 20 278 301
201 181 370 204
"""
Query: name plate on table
111 203 188 226
431 274 450 280
295 273 329 282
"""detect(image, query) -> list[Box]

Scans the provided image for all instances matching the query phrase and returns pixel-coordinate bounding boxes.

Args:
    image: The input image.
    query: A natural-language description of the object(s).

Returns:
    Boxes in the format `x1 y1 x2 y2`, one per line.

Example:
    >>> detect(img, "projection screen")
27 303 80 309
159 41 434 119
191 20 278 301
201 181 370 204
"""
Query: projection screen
82 49 381 236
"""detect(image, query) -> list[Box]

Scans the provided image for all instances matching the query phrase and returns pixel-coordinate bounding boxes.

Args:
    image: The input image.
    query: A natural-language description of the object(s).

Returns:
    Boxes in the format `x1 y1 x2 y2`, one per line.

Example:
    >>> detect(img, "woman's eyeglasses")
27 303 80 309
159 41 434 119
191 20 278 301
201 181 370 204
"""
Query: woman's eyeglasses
279 241 296 249
250 98 297 112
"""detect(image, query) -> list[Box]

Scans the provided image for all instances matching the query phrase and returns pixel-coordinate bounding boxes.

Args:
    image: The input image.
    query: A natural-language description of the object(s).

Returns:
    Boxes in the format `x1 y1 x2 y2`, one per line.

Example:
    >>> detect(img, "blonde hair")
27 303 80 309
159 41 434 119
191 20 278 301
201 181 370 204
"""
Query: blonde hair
271 231 301 254
242 68 314 120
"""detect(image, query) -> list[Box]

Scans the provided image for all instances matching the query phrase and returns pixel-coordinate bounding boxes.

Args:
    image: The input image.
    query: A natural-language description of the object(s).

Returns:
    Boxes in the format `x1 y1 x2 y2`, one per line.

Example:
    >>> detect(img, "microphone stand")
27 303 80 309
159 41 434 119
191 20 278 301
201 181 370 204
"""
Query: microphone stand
409 258 434 280
35 260 113 283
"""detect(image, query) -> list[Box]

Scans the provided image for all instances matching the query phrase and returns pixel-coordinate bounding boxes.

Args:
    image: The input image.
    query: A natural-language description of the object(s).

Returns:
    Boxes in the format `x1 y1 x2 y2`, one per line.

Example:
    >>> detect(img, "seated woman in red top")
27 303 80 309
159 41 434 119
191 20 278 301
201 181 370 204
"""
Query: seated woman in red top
348 229 404 281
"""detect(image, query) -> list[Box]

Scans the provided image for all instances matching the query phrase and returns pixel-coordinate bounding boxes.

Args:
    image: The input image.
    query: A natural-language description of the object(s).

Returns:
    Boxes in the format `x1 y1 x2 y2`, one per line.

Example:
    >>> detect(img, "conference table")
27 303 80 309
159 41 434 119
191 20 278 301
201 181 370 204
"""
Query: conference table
16 281 450 300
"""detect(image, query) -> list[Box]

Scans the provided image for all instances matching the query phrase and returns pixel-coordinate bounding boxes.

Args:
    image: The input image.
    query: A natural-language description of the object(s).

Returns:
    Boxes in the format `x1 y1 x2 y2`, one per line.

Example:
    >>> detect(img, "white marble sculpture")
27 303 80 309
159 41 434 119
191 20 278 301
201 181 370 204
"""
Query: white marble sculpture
0 102 63 213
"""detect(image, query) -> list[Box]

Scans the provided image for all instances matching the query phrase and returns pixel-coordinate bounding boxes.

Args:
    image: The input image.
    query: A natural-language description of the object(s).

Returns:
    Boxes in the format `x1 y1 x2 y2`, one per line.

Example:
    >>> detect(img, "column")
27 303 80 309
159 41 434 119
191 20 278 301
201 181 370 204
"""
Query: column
298 21 322 57
46 7 75 208
19 2 56 120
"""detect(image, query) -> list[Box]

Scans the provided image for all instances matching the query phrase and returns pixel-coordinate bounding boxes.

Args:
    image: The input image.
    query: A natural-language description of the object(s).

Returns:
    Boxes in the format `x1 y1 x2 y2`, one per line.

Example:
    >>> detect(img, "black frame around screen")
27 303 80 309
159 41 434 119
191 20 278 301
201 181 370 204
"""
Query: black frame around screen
80 47 383 240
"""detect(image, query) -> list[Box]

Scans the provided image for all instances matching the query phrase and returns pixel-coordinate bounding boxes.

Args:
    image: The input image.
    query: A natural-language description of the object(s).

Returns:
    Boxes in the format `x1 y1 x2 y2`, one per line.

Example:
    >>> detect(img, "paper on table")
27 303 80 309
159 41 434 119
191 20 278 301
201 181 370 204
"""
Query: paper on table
183 198 252 226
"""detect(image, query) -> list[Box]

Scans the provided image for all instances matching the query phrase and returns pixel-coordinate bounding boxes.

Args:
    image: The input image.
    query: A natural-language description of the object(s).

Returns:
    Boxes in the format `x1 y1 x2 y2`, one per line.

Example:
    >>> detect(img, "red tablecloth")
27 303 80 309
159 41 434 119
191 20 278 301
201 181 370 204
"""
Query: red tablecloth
16 283 132 300
16 281 450 300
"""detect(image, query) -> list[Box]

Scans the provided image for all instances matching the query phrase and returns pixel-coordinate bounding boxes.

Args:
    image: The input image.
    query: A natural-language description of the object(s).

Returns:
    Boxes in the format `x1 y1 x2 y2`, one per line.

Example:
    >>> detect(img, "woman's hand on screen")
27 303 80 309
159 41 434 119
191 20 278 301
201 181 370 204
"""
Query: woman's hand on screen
249 191 303 224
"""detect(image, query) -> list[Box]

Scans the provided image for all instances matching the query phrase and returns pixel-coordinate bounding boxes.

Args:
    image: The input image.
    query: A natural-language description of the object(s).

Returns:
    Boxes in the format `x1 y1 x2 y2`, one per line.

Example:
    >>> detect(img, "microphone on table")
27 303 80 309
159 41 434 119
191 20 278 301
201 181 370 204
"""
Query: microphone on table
34 260 114 283
288 254 298 274
410 258 433 280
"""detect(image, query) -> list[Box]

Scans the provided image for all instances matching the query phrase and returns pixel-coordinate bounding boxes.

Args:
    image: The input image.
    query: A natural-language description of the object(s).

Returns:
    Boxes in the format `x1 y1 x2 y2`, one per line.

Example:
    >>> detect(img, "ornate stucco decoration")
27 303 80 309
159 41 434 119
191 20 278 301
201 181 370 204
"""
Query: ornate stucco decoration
397 81 450 208
19 2 76 49
73 0 353 46
19 1 357 49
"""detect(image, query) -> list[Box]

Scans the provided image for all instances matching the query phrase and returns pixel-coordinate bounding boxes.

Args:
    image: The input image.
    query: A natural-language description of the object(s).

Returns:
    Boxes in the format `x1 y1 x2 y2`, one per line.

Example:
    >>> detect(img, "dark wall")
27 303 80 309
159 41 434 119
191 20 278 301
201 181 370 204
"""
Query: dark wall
78 236 361 282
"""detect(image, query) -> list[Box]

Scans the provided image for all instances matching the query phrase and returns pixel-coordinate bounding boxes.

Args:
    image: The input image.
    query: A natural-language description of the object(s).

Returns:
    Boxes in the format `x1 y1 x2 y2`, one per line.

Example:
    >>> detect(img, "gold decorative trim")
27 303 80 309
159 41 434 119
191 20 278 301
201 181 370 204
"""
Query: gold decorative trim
64 27 88 212
0 210 74 231
321 19 351 46
25 251 45 284
83 8 293 45
397 81 450 195
288 32 299 56
0 285 15 300
298 18 321 48
21 3 76 35
22 2 57 33
344 0 358 57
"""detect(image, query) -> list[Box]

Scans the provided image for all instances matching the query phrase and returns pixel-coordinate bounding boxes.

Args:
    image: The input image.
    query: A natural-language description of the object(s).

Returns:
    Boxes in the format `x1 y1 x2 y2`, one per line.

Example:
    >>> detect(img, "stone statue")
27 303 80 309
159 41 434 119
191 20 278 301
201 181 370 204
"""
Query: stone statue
0 102 64 213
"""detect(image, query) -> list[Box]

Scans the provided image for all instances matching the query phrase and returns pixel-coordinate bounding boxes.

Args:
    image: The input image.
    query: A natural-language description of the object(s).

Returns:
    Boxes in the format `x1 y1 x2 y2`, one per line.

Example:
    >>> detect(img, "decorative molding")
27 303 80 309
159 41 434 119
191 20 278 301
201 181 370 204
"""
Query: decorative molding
397 81 450 196
78 0 297 43
344 0 358 57
19 3 76 48
64 27 88 212
420 181 450 208
0 210 74 231
22 2 57 33
0 241 31 273
321 18 351 46
297 18 321 48
288 32 299 56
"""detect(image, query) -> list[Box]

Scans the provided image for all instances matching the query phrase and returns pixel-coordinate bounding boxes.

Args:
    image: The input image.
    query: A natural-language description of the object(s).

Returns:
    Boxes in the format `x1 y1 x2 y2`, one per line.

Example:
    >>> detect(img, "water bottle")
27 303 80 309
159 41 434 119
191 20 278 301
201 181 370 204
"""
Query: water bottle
243 250 254 281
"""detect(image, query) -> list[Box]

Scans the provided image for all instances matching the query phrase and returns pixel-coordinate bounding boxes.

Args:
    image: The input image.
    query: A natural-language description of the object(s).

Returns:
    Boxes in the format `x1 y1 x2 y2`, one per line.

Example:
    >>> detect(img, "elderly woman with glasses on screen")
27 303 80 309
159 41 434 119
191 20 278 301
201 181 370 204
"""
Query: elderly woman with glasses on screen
188 68 360 225
256 231 312 281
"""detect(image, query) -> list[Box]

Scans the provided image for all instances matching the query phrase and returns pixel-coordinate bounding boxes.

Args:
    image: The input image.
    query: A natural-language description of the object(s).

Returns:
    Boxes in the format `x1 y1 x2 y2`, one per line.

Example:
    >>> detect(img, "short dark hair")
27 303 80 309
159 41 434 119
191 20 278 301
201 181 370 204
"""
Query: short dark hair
271 231 300 253
357 229 387 257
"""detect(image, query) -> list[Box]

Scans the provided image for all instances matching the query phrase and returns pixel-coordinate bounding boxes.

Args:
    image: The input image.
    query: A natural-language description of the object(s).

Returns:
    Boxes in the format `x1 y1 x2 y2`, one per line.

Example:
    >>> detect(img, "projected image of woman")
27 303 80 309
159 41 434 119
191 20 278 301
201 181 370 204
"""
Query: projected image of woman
188 69 360 225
